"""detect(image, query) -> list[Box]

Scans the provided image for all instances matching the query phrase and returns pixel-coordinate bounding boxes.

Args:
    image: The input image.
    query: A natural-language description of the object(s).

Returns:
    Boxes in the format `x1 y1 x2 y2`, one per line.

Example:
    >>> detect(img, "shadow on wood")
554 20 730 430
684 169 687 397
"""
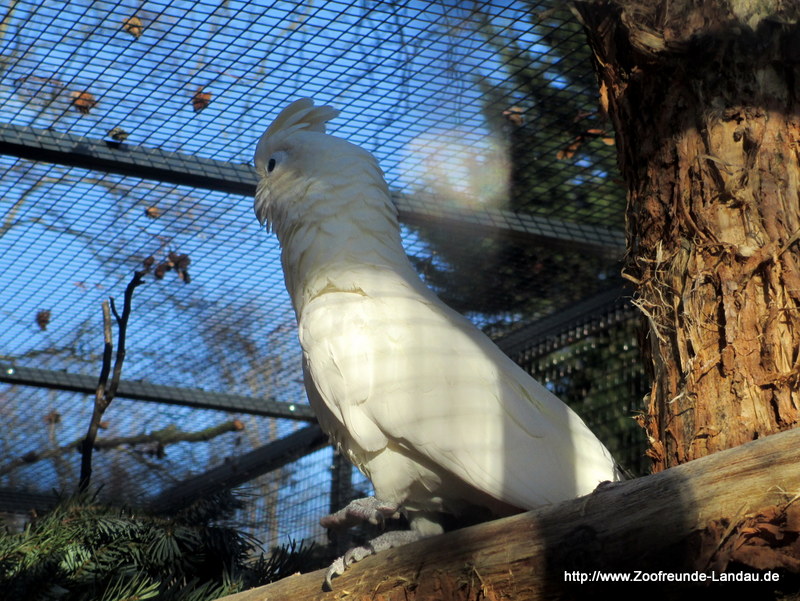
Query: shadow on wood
217 427 800 600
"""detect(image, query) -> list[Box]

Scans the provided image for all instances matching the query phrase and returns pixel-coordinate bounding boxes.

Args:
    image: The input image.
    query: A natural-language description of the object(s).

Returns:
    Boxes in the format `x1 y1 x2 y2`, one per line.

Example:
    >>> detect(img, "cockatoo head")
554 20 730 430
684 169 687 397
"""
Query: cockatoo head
253 98 386 235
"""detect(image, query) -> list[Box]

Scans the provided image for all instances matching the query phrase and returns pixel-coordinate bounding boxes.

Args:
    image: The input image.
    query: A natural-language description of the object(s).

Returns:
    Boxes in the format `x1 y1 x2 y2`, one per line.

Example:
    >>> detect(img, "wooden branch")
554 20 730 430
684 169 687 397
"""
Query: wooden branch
96 300 114 404
217 427 800 601
107 271 145 400
79 299 114 491
2 420 244 477
79 270 145 491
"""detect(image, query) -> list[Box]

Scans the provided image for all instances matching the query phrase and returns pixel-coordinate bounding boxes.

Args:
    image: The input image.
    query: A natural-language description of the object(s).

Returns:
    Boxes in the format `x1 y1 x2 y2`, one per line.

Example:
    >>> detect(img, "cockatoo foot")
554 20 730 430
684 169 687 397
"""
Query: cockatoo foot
320 496 401 530
323 529 424 590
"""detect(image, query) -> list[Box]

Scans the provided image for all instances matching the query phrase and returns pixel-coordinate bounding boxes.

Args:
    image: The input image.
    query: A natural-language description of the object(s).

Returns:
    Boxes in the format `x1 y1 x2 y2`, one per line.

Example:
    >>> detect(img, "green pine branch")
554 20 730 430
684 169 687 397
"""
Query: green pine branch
0 491 315 601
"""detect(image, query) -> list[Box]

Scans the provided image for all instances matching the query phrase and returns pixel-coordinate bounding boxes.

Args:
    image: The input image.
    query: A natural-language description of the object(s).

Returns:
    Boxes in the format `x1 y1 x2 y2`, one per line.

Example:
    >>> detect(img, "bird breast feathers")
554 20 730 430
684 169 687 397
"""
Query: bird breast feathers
298 286 610 508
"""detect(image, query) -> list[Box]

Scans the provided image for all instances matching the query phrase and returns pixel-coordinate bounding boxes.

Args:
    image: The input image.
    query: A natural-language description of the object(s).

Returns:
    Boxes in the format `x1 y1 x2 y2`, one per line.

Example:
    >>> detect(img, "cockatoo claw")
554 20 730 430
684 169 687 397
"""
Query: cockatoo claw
322 543 374 589
323 556 346 590
323 530 425 589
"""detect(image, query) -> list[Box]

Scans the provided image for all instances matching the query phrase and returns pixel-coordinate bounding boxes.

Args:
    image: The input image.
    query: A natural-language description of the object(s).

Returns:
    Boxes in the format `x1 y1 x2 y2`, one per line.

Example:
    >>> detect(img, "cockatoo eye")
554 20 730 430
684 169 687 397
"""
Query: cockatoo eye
266 150 287 174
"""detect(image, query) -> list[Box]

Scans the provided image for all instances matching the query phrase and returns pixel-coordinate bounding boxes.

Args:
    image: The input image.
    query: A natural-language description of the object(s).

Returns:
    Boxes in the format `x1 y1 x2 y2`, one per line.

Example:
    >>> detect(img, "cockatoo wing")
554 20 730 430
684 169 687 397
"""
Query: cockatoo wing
299 271 615 511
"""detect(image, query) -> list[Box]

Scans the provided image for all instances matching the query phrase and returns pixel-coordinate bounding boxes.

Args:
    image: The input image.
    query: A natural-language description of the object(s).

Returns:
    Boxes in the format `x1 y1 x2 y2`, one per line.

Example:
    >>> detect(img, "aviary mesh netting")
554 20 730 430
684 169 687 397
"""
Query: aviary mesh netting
0 0 645 550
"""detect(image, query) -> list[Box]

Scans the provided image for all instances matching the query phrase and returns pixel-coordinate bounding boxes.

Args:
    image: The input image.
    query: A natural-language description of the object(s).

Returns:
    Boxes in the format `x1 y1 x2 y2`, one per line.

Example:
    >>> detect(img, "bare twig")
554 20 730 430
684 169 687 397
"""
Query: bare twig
78 270 146 492
107 271 144 400
2 420 245 477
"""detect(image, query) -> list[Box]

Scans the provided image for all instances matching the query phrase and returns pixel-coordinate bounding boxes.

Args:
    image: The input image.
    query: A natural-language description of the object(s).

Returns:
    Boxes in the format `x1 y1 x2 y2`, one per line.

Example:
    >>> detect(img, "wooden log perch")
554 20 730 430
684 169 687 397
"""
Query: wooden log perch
218 427 800 600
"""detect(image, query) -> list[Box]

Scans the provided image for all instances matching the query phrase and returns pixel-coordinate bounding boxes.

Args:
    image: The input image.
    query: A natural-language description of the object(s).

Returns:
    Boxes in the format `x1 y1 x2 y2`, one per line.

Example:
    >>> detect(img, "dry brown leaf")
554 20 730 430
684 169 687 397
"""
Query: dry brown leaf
70 90 97 114
191 88 211 112
168 252 191 271
702 504 800 574
122 15 143 38
502 106 524 126
557 136 584 160
35 309 51 331
108 126 129 142
153 262 171 279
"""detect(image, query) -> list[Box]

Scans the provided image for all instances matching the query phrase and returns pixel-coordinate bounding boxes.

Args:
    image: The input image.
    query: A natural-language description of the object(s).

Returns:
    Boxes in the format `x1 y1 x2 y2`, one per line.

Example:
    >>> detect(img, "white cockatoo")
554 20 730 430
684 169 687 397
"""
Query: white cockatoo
253 98 622 586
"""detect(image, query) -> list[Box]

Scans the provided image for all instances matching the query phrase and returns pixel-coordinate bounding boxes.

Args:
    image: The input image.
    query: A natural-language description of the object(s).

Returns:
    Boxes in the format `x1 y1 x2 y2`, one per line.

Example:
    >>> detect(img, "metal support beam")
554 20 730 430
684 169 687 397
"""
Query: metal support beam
0 488 60 514
0 123 625 255
0 363 316 421
397 194 625 256
493 285 633 358
0 425 328 515
0 122 255 195
149 424 328 513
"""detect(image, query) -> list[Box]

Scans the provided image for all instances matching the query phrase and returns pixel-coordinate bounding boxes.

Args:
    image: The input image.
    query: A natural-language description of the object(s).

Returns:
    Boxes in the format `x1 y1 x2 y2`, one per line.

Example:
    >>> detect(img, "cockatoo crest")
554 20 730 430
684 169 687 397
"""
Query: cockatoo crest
254 98 339 176
253 98 393 243
253 99 402 309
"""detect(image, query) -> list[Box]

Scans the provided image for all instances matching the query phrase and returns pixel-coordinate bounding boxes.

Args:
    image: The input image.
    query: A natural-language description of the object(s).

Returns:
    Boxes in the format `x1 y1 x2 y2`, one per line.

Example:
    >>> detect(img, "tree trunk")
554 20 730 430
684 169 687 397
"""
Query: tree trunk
573 0 800 471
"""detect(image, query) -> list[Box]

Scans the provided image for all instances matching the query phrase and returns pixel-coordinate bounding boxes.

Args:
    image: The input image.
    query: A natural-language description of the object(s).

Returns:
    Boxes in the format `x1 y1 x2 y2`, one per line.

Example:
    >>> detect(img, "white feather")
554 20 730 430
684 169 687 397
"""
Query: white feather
254 98 620 521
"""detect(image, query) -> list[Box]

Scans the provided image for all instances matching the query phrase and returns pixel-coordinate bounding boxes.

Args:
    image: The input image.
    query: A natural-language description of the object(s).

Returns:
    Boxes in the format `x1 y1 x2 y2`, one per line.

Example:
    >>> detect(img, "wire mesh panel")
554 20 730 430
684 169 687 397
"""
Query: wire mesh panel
0 0 644 559
500 294 650 476
0 383 309 495
230 446 334 550
0 1 622 217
